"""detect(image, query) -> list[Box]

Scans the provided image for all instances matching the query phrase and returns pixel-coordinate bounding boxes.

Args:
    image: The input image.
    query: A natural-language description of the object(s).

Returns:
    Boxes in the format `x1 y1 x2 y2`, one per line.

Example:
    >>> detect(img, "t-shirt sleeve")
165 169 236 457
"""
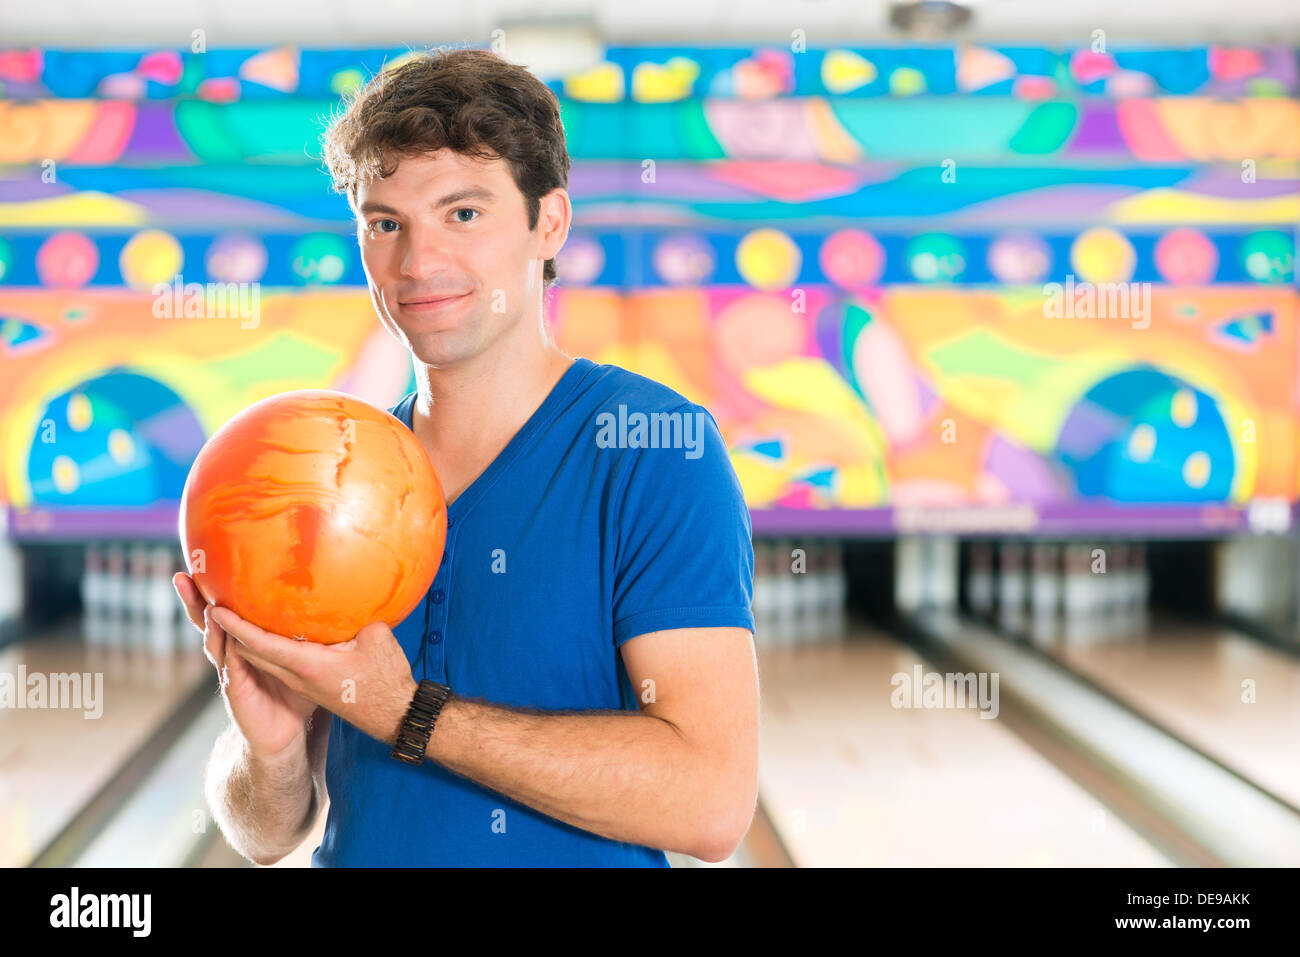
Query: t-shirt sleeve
611 402 755 646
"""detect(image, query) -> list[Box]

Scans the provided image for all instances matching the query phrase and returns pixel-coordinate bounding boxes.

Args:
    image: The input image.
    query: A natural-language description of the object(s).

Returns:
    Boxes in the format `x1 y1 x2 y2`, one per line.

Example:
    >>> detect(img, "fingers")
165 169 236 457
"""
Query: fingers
353 622 392 646
202 604 228 677
226 636 302 693
222 638 253 690
211 606 312 676
173 573 208 633
209 607 297 683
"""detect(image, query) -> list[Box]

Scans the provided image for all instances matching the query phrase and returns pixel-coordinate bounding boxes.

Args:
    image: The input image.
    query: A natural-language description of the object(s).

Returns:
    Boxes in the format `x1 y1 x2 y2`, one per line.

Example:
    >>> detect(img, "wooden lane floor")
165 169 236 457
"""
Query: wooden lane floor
1050 623 1300 811
79 619 1194 868
755 626 1170 866
0 621 212 867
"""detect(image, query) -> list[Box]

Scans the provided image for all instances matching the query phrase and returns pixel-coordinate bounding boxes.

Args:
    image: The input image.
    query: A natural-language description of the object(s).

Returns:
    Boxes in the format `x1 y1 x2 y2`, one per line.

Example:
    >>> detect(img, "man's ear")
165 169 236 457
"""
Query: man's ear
536 188 572 262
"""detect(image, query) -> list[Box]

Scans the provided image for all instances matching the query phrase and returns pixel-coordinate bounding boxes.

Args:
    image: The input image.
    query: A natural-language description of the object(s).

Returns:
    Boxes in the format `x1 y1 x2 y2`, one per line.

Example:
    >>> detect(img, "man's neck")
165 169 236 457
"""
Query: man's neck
410 341 575 497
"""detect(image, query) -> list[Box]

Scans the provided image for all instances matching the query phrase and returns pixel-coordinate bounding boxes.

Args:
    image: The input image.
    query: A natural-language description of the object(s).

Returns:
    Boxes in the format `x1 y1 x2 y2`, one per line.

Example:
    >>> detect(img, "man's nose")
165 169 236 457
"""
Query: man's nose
400 226 455 280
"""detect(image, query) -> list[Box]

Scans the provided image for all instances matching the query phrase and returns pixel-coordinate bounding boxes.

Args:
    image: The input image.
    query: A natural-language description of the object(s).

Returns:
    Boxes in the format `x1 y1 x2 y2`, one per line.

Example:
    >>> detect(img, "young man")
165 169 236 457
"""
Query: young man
173 48 758 866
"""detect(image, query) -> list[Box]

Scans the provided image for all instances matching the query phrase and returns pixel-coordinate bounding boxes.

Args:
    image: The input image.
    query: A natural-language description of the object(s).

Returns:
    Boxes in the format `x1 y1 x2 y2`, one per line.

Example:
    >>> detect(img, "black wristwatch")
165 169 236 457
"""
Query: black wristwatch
391 679 453 765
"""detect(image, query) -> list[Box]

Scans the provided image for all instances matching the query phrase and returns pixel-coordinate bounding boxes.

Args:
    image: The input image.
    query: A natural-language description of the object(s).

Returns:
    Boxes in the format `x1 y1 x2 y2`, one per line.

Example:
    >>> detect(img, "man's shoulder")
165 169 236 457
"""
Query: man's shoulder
576 359 702 416
575 361 739 485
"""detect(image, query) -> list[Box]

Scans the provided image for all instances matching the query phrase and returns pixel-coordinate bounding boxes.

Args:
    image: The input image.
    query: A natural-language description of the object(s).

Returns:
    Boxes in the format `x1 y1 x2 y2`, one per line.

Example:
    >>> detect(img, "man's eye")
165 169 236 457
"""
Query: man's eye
370 219 400 233
452 208 479 223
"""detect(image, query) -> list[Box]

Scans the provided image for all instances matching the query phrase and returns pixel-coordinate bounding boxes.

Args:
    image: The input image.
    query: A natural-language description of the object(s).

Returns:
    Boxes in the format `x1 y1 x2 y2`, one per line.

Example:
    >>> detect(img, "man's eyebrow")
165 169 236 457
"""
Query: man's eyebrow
432 186 497 208
358 187 498 217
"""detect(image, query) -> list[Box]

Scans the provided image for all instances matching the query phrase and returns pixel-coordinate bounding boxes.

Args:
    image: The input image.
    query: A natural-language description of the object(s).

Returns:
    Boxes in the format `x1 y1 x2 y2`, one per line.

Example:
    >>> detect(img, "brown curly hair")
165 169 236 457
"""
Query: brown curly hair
321 47 571 286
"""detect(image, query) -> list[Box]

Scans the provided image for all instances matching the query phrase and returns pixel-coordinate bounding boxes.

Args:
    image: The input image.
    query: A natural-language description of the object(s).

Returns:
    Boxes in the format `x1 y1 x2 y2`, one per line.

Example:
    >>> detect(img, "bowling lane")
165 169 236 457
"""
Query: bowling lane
0 619 211 867
755 626 1170 866
1049 622 1300 810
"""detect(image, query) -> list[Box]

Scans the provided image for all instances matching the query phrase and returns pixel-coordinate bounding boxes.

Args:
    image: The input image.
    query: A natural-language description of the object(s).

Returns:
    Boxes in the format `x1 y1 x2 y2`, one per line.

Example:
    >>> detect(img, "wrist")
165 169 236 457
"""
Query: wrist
389 676 419 746
390 678 453 765
242 729 307 771
420 695 454 762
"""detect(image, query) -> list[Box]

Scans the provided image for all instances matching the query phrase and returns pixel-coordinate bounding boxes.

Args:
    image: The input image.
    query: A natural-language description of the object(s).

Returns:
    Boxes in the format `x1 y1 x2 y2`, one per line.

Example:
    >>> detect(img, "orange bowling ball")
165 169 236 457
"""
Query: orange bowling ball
179 390 446 644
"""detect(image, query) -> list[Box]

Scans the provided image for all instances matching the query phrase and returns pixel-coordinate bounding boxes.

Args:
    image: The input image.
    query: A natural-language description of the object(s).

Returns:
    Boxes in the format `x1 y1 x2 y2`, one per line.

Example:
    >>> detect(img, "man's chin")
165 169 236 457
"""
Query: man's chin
406 332 478 369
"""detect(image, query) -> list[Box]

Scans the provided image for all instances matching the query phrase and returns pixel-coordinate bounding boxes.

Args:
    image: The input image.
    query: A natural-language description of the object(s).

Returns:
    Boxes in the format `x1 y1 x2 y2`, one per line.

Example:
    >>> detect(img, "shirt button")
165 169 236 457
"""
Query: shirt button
430 630 442 644
432 589 444 603
447 516 456 529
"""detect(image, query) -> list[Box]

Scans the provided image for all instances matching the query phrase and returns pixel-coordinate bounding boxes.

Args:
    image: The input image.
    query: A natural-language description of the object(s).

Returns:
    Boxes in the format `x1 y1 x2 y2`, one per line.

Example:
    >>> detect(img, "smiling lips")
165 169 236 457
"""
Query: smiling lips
400 293 468 305
398 292 470 313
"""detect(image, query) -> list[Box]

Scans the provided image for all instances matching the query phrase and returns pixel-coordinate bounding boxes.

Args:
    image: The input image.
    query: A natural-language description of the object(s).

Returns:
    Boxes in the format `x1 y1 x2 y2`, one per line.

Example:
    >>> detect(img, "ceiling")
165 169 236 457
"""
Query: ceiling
1 0 1297 48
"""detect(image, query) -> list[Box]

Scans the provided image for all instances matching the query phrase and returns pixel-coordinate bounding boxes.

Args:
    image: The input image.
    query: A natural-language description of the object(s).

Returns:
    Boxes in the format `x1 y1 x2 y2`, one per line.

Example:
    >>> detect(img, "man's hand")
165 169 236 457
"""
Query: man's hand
209 606 418 748
175 572 317 759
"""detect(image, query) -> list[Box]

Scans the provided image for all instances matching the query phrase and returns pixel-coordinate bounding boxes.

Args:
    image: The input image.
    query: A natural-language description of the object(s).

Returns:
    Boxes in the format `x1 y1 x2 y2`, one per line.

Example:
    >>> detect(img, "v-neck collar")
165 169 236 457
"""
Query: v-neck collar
394 356 596 526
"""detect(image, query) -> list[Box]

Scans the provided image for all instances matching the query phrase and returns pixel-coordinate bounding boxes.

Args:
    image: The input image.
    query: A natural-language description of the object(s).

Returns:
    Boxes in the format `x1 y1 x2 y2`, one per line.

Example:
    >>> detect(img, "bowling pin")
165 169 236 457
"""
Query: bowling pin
895 536 924 615
128 542 151 641
789 541 811 645
1129 543 1149 635
1105 543 1131 640
0 535 20 648
147 545 178 655
967 541 995 617
81 543 107 645
919 536 936 609
828 542 847 641
927 536 959 611
773 539 800 646
125 540 147 655
997 541 1027 632
103 543 128 647
812 542 837 641
1063 543 1100 645
1101 541 1126 642
1029 543 1061 645
796 543 822 643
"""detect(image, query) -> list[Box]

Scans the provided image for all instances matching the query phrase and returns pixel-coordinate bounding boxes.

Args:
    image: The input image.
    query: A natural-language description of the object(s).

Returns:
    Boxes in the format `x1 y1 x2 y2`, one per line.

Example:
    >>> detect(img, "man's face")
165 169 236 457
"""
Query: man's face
355 148 557 368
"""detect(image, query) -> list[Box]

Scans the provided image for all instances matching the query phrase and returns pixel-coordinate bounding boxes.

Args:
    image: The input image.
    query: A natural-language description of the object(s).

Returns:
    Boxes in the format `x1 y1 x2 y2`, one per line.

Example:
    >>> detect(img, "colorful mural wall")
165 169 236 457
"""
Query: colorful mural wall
1 44 1297 537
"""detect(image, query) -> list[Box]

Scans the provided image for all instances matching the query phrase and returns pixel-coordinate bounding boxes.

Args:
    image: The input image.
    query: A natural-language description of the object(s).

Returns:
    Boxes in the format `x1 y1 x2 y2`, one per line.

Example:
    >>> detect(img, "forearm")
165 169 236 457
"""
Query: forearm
424 697 744 860
204 724 318 865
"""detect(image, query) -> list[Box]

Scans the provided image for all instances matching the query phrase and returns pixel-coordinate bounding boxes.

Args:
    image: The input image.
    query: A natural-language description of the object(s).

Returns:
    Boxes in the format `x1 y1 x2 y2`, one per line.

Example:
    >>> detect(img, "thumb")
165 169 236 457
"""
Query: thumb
353 622 395 647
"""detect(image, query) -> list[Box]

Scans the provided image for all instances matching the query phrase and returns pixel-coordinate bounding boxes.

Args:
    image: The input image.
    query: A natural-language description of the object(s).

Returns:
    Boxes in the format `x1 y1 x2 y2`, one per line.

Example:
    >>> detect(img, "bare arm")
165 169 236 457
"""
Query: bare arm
425 626 758 862
203 607 759 863
204 706 331 866
176 572 331 866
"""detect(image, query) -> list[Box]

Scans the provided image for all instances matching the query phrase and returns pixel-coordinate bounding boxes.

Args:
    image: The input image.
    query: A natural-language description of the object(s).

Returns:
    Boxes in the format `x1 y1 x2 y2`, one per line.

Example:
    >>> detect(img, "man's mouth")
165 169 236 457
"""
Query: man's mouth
399 293 469 306
397 292 472 315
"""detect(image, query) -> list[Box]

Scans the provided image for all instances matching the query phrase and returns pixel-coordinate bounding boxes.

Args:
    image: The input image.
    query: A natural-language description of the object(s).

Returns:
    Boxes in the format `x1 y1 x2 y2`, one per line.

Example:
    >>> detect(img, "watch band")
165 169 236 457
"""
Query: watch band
391 679 453 765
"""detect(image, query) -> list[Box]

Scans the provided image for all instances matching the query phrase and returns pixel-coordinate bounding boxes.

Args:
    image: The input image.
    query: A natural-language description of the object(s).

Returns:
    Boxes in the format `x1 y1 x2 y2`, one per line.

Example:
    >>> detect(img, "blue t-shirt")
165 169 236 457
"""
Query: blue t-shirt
311 357 755 866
